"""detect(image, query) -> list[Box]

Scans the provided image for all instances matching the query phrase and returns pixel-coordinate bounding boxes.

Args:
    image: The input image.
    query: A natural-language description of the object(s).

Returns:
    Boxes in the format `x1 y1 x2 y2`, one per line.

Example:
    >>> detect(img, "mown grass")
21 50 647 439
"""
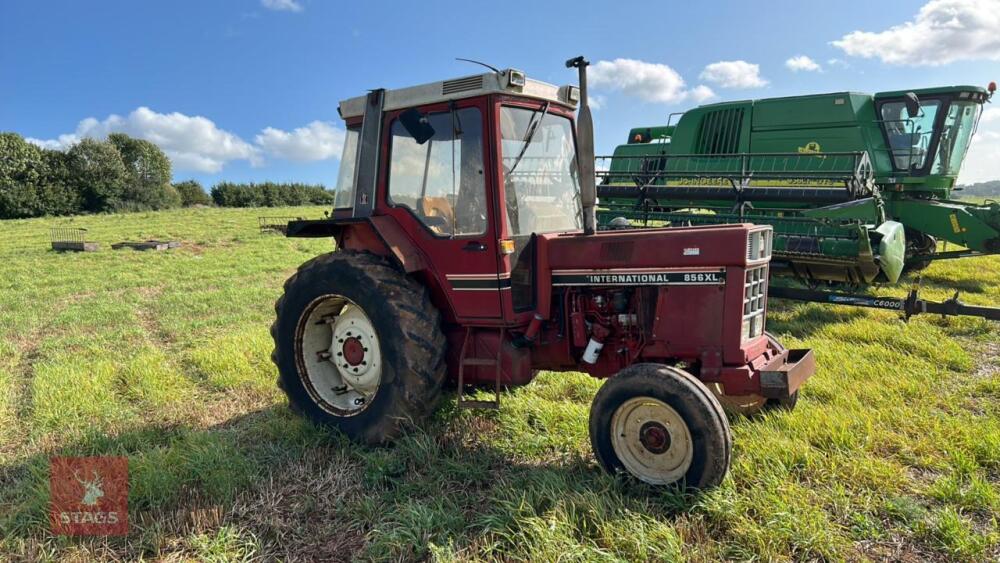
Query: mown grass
0 206 998 561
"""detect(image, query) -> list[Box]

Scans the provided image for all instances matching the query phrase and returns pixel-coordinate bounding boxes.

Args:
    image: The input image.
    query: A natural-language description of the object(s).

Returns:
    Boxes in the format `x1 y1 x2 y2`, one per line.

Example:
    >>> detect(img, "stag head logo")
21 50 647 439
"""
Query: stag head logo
74 469 104 506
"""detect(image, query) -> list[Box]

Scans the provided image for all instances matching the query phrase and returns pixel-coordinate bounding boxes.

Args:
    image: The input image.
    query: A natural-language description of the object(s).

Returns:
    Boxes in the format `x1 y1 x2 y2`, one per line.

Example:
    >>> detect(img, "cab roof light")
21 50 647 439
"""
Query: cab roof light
558 85 580 107
506 69 526 89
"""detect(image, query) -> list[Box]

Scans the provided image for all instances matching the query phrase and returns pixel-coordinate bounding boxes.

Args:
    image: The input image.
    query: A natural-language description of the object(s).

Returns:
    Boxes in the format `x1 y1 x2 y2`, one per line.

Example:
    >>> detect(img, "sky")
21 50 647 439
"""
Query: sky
3 0 1000 186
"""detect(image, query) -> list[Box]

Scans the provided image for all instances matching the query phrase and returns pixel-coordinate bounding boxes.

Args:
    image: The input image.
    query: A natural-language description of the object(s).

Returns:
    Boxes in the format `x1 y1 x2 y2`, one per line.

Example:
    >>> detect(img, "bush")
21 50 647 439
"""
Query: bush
66 138 130 212
109 133 179 211
210 182 333 208
174 180 212 207
0 133 46 218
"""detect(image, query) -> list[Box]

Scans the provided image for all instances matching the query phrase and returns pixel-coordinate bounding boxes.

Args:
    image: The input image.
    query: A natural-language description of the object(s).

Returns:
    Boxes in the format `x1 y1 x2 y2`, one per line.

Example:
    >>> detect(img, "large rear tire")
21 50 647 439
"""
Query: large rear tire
589 363 732 489
271 251 446 444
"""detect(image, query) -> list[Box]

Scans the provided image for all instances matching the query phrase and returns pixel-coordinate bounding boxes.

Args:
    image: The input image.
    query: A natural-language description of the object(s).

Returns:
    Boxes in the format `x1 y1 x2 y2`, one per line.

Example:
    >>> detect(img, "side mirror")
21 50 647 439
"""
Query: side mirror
400 108 435 144
904 92 920 119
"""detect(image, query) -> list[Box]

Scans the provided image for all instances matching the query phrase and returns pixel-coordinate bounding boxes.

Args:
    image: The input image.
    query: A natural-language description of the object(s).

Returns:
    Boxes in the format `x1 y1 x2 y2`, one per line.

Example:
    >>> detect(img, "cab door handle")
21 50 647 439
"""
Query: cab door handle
462 241 487 252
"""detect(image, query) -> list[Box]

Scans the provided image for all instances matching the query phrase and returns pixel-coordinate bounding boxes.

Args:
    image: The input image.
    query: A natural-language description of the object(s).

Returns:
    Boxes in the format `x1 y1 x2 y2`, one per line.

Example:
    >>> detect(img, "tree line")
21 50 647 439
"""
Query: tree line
957 180 1000 197
0 132 333 219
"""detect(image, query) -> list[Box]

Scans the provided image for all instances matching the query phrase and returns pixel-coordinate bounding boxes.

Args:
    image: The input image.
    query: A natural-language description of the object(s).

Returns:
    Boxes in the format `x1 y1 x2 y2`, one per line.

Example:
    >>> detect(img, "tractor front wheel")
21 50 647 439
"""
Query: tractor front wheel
589 363 732 489
271 251 446 445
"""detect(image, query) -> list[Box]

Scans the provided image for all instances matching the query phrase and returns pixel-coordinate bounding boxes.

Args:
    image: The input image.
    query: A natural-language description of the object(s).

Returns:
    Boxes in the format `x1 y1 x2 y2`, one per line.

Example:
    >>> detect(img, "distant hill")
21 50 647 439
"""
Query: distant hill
956 180 1000 197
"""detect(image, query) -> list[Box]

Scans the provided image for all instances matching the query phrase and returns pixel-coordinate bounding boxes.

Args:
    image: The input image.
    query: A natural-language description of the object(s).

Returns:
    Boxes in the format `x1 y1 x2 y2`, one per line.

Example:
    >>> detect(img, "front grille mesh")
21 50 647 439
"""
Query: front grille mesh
744 265 768 317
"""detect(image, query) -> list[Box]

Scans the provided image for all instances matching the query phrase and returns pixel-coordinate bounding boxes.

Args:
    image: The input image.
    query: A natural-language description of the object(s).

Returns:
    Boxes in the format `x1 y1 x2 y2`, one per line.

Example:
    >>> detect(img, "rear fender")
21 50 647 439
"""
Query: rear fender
287 217 428 274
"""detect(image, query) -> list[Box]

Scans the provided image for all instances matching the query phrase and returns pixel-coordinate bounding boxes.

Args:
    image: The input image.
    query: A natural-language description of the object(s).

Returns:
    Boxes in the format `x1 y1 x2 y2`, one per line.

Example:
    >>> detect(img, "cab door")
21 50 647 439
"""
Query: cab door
379 97 503 320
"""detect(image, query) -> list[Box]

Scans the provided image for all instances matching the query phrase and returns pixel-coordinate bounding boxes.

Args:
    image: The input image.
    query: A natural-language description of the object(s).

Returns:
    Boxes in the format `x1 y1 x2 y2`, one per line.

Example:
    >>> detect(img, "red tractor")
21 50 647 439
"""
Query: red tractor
273 57 815 488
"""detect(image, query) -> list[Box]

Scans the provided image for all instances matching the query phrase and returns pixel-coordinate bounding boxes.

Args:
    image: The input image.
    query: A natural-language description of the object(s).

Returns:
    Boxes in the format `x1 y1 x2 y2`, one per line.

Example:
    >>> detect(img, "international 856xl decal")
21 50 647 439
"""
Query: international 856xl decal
551 269 726 287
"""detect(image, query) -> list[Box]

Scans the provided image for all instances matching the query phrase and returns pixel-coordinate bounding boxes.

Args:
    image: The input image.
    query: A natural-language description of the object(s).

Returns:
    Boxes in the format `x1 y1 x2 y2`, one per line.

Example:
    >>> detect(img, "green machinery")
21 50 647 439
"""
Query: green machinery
597 84 1000 320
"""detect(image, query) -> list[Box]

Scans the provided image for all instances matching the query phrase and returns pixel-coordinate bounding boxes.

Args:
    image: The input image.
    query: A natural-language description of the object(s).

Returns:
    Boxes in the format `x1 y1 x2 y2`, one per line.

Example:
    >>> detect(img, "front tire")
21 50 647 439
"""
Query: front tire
589 363 732 489
271 251 446 444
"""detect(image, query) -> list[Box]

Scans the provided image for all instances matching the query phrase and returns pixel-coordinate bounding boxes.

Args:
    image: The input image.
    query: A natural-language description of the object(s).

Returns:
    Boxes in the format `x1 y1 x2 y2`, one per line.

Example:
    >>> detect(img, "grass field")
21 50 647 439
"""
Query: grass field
1 206 998 561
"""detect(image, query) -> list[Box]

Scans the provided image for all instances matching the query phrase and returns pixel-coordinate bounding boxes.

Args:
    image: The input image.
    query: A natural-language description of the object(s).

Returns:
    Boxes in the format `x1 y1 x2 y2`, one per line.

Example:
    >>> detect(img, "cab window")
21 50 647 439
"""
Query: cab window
332 127 360 209
879 99 941 171
387 107 487 237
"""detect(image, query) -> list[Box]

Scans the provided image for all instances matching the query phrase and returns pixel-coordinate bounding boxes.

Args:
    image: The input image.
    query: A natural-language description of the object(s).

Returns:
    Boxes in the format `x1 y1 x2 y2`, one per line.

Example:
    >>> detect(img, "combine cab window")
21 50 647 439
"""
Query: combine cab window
332 127 360 209
931 101 981 176
387 107 487 237
879 99 941 172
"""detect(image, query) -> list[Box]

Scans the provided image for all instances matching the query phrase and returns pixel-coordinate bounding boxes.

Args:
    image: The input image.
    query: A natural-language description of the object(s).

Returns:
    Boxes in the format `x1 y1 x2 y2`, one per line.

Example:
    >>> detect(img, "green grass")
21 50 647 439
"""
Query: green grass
1 206 998 561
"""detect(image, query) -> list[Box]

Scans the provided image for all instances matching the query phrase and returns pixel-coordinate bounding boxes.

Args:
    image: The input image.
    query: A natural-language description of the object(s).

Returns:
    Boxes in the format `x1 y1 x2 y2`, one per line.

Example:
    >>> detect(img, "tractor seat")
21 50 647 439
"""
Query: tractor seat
419 197 455 235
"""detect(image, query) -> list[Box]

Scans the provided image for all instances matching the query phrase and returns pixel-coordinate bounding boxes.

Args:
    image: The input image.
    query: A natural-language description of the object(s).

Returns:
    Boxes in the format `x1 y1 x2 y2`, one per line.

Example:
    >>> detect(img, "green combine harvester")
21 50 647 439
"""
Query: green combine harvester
598 83 1000 320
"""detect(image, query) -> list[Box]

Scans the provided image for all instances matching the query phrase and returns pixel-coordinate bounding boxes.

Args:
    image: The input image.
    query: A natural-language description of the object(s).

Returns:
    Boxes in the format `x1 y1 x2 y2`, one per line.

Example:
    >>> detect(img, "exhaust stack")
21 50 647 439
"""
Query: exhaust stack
567 56 597 235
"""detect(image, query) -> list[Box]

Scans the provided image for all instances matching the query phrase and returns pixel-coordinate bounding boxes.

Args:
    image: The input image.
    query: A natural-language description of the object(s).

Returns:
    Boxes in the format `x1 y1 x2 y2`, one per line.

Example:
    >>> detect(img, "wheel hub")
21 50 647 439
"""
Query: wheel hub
639 421 671 454
341 337 365 366
329 308 379 392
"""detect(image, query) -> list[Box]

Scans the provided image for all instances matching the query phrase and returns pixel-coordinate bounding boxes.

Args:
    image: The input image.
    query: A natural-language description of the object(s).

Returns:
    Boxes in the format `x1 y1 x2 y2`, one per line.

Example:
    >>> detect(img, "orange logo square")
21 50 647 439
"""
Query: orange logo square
50 456 128 536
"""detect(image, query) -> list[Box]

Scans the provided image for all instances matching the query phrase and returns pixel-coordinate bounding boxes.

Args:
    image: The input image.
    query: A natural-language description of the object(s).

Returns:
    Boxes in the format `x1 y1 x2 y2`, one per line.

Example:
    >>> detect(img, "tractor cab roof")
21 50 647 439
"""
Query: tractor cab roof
337 69 579 119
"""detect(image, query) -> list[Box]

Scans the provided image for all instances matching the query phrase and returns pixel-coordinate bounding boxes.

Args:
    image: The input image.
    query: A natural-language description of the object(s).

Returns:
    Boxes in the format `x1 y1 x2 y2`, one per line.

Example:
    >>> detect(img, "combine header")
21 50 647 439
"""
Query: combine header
598 84 1000 319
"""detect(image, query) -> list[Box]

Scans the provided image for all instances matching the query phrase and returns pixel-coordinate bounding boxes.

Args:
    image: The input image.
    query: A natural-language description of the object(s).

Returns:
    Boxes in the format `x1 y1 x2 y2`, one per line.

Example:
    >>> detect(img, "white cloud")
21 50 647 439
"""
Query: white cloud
261 0 303 12
588 58 715 105
785 55 822 72
980 107 1000 124
27 107 260 173
832 0 1000 66
959 108 1000 183
255 121 346 162
26 134 80 150
687 84 716 103
699 60 768 89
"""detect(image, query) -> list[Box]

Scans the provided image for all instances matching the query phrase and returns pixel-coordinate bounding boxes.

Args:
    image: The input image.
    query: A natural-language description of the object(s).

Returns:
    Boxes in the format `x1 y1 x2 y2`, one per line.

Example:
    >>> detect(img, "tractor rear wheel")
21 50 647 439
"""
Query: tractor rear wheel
589 363 731 489
271 251 446 445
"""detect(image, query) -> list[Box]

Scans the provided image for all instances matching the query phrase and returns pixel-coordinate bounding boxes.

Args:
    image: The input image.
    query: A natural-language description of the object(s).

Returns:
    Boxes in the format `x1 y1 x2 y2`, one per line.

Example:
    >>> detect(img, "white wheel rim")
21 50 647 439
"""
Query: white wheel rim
610 397 693 485
296 295 382 416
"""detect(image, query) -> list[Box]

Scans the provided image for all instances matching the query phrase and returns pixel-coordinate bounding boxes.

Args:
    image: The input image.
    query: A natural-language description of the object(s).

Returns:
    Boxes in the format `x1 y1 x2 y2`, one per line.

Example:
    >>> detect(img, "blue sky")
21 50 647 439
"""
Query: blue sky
3 0 999 186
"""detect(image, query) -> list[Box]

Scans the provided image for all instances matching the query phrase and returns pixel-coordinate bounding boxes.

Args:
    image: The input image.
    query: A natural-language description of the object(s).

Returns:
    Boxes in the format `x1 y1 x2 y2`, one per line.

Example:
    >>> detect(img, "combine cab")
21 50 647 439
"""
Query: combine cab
599 84 999 287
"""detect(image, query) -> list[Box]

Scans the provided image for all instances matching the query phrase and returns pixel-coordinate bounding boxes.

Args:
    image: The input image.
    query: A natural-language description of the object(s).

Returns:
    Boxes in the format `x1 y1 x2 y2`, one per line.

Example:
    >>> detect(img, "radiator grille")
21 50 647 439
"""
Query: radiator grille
743 265 768 318
442 75 484 95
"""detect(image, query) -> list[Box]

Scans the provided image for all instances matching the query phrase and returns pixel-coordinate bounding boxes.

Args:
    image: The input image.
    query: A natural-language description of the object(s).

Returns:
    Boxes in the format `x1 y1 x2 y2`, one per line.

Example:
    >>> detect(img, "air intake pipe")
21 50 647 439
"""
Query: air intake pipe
567 56 597 235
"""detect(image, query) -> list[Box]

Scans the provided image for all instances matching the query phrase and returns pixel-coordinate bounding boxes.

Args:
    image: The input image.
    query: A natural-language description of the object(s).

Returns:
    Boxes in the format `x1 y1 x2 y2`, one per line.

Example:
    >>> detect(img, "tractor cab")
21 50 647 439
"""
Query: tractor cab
312 68 587 323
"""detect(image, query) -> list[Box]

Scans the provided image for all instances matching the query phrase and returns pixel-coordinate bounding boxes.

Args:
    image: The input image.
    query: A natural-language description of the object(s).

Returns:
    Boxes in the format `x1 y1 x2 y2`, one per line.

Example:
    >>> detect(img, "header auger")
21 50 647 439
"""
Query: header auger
272 57 814 489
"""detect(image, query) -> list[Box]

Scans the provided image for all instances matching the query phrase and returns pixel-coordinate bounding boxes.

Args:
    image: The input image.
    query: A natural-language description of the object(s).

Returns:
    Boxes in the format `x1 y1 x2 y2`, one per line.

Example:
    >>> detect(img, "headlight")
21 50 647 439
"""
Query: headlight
741 313 764 342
